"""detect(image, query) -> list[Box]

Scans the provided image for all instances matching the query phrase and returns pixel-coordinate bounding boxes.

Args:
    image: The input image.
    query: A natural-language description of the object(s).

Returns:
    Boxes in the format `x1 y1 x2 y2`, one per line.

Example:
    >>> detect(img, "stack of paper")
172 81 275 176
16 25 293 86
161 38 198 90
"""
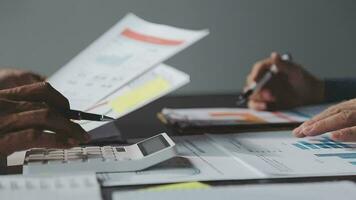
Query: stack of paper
49 13 209 136
0 173 101 200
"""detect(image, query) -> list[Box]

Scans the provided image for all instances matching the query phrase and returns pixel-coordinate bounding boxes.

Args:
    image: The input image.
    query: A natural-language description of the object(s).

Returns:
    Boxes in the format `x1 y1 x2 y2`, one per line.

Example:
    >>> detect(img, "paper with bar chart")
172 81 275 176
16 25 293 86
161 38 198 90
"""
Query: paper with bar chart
208 131 356 176
48 13 208 134
161 108 308 127
49 13 208 111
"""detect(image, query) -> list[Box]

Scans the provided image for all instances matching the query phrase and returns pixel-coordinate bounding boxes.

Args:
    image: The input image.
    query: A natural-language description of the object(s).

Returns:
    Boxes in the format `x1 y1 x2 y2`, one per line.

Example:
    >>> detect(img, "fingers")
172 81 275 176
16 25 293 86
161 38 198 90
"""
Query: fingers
0 129 74 156
21 71 46 82
0 109 90 143
294 109 356 138
331 126 356 142
0 98 48 116
246 52 299 111
247 74 298 111
248 100 267 110
294 100 356 137
0 69 45 90
248 88 276 110
247 53 279 85
303 100 356 127
0 82 70 110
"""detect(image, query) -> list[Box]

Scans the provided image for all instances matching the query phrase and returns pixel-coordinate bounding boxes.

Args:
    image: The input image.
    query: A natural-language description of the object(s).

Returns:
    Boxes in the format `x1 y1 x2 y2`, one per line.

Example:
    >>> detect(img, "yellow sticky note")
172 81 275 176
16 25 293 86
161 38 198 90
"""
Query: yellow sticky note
144 182 210 191
109 76 170 114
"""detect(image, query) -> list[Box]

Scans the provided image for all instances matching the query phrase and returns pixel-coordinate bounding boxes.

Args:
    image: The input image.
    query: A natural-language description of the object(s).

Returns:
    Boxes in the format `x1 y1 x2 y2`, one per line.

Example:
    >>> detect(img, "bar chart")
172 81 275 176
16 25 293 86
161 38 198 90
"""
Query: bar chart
292 136 356 166
293 137 351 150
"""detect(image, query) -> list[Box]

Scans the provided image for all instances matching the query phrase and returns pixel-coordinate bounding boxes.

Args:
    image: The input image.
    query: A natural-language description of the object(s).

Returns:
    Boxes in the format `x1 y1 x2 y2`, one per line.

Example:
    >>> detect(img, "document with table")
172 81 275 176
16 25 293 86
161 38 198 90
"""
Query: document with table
99 130 356 186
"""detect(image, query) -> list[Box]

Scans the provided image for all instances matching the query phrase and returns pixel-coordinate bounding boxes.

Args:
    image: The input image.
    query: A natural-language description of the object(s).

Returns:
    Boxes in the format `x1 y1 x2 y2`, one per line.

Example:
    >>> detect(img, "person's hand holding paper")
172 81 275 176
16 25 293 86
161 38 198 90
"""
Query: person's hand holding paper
0 82 90 156
245 52 324 110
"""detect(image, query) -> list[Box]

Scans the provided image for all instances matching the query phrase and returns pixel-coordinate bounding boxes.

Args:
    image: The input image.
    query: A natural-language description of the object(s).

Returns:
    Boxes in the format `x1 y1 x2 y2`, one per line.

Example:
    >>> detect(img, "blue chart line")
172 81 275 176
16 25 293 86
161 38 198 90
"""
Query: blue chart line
315 153 356 166
315 153 356 159
350 162 356 166
293 137 351 150
292 137 356 167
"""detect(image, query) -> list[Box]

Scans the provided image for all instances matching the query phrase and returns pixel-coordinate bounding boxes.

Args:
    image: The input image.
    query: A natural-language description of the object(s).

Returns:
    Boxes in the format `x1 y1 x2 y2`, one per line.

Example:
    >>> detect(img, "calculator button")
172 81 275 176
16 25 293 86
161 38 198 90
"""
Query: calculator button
87 151 102 155
87 154 103 159
71 147 82 151
28 149 46 154
28 155 45 160
115 147 126 152
85 147 100 150
46 155 64 160
67 155 84 160
67 152 82 156
67 149 82 154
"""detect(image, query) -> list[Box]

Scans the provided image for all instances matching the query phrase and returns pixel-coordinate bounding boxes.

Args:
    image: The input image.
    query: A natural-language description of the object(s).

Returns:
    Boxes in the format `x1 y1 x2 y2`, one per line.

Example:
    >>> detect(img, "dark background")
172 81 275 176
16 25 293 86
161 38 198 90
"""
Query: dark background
0 0 355 95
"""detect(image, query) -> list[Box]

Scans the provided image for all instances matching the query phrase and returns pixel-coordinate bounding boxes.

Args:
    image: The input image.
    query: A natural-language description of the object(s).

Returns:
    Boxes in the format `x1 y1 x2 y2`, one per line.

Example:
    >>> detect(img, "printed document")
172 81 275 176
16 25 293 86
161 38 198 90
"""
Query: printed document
100 131 356 186
49 13 208 111
209 131 356 176
161 107 308 124
80 64 189 131
0 173 101 200
97 134 260 186
113 181 356 200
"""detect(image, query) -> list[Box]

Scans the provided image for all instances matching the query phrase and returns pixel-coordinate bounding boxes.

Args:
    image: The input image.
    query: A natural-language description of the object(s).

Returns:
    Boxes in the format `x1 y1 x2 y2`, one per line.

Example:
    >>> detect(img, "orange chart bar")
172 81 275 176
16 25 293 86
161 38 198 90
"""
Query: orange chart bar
121 28 184 46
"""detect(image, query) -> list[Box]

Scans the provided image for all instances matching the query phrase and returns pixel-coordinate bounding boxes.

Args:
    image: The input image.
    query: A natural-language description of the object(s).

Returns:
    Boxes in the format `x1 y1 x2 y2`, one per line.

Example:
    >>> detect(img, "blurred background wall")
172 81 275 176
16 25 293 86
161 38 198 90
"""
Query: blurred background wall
0 0 355 95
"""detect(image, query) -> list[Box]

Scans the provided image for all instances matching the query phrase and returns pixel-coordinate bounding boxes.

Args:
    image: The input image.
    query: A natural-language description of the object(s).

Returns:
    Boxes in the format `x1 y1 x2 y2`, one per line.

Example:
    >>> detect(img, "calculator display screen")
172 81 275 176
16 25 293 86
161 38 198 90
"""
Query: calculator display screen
138 135 170 156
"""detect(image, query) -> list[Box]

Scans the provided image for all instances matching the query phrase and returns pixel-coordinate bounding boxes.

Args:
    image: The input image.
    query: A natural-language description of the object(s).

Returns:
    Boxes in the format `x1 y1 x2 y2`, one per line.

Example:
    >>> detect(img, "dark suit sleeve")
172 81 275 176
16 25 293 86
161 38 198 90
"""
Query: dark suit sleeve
324 78 356 103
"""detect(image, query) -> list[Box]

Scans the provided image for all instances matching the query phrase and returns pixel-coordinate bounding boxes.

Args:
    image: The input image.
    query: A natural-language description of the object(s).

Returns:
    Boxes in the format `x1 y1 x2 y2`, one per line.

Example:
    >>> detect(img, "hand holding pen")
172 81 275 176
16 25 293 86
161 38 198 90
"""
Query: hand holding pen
0 82 98 155
0 82 116 155
239 52 324 111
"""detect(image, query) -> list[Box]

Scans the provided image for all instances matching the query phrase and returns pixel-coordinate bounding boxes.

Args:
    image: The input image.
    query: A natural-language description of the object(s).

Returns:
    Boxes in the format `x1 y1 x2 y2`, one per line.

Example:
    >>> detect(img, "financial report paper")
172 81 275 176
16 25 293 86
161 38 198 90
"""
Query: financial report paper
99 131 356 186
98 134 260 186
49 13 208 111
79 64 189 131
209 131 356 176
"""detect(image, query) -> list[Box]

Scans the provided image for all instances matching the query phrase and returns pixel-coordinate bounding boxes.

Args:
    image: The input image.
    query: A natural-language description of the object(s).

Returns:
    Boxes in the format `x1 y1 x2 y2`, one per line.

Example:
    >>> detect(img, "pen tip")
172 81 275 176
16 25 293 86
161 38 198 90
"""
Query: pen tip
236 99 246 106
102 116 115 121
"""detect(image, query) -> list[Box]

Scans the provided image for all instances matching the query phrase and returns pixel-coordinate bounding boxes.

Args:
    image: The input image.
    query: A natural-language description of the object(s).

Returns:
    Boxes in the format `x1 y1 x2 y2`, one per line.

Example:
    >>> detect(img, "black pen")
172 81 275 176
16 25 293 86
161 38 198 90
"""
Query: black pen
236 53 292 105
66 110 115 121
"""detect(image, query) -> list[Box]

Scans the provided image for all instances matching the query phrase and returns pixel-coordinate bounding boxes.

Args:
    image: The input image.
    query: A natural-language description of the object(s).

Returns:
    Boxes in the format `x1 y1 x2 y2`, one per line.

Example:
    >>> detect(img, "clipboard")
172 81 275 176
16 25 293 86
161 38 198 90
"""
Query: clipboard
157 108 308 134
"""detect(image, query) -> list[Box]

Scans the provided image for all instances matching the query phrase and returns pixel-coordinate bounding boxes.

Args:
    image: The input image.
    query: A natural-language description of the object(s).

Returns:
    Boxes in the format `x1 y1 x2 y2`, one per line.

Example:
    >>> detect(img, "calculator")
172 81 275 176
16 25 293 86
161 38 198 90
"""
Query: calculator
23 133 177 175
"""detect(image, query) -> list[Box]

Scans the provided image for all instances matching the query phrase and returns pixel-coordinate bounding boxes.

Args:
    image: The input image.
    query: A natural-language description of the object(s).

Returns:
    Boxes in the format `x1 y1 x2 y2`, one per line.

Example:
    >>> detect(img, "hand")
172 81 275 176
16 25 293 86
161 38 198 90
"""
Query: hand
245 52 324 110
0 68 45 90
293 99 356 142
0 82 90 156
